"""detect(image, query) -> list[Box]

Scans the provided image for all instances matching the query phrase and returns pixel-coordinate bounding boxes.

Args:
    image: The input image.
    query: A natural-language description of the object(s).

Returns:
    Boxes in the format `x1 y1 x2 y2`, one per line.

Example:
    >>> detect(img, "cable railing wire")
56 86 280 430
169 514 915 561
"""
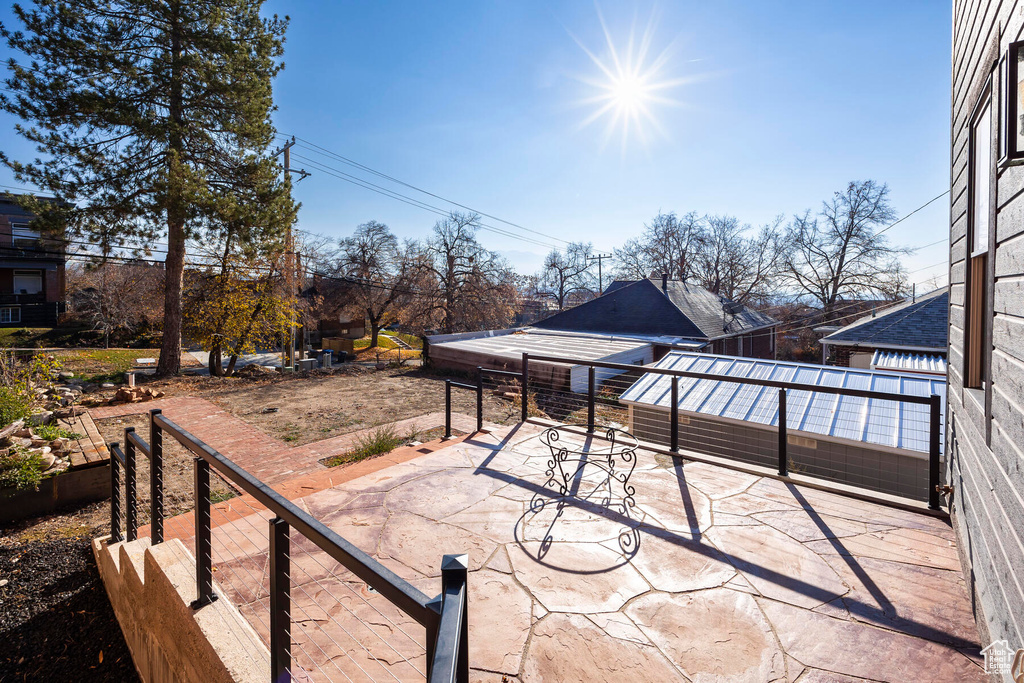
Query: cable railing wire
106 409 469 682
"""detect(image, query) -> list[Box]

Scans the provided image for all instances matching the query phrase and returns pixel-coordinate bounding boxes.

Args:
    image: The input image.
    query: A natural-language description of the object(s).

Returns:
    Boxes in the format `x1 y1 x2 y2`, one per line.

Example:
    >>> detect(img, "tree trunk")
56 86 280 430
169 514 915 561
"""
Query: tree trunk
225 354 239 376
156 11 185 378
208 342 223 377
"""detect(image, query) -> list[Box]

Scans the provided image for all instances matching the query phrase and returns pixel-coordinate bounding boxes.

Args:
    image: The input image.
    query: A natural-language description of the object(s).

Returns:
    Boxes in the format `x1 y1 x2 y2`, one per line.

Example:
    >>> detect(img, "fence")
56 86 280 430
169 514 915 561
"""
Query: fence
108 408 469 683
440 353 943 509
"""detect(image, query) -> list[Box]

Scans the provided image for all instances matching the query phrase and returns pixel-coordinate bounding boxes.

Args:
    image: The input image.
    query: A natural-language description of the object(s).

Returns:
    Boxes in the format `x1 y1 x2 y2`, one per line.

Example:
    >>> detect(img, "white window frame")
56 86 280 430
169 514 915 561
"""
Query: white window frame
0 307 20 324
12 270 43 295
10 222 40 246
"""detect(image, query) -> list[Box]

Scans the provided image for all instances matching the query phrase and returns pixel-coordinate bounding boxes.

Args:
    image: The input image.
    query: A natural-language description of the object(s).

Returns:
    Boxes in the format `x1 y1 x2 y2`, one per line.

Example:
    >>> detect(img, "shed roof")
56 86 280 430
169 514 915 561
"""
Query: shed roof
820 288 949 351
536 278 776 340
870 350 947 375
427 328 705 364
619 352 945 455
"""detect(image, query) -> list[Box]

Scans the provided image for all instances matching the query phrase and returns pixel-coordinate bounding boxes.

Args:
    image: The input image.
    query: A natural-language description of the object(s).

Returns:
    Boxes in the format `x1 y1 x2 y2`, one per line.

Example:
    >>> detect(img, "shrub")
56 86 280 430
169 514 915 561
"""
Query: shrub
0 386 30 428
0 448 47 493
33 424 83 441
323 423 405 467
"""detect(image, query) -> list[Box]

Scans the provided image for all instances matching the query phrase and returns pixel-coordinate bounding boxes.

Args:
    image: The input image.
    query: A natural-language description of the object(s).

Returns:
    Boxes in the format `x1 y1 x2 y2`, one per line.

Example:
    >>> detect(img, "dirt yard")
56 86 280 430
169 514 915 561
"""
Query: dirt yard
92 366 523 447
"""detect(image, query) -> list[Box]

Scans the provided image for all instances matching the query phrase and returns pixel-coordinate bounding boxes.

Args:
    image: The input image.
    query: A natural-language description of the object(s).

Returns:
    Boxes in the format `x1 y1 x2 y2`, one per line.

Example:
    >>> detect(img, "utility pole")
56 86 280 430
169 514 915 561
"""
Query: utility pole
277 137 310 369
588 253 613 295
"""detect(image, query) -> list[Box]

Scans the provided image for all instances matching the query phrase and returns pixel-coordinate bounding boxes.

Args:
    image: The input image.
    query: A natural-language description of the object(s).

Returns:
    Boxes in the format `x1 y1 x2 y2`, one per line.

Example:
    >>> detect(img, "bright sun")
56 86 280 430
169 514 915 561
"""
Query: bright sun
572 8 695 150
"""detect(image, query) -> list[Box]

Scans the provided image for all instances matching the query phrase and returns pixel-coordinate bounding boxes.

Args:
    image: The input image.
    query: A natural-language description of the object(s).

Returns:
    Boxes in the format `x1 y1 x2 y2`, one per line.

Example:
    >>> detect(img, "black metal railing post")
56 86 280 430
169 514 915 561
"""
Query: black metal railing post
430 553 469 683
425 596 441 681
270 516 291 682
475 367 483 433
778 388 788 476
521 353 530 422
124 428 138 542
587 366 596 434
110 442 122 543
149 409 164 544
670 377 679 453
929 394 942 510
444 380 453 439
191 457 218 609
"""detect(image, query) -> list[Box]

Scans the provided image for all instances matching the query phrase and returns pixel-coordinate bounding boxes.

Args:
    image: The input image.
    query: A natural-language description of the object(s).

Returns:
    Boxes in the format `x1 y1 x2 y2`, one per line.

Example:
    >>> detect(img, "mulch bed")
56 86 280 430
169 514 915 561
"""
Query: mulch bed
0 535 138 682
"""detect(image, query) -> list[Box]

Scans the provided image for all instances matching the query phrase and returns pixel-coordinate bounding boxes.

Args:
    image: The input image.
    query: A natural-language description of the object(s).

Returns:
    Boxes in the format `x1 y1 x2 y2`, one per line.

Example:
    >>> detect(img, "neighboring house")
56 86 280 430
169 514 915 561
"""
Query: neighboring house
532 276 778 359
948 0 1024 661
318 314 365 341
0 194 66 326
819 287 949 374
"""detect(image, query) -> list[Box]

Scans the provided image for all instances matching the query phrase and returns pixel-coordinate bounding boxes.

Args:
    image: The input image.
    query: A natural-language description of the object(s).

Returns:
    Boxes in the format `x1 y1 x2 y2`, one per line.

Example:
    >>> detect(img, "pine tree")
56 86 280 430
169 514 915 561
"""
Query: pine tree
1 0 296 375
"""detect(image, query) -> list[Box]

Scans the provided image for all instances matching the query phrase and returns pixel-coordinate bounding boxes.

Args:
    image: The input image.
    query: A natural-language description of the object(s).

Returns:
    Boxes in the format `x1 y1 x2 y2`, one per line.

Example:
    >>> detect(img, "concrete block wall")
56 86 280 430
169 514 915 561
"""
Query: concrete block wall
93 536 269 683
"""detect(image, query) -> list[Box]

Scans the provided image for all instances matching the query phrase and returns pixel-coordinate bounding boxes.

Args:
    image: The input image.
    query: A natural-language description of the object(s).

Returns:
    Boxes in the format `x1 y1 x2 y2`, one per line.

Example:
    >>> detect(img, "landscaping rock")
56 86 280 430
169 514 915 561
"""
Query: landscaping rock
101 383 116 389
30 437 48 448
0 420 25 440
58 371 74 380
28 411 54 426
38 452 56 470
81 383 99 394
14 428 33 439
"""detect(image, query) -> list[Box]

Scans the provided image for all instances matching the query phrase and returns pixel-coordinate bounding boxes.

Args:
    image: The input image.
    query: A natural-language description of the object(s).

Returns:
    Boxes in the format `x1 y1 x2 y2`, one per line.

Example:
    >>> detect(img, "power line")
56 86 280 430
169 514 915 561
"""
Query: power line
875 190 950 239
290 152 561 250
281 133 573 247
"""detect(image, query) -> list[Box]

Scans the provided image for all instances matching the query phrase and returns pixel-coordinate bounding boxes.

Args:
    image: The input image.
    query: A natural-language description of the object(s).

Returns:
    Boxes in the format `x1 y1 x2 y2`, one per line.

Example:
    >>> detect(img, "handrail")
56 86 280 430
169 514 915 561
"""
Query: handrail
150 411 438 627
125 429 151 458
525 353 935 405
521 352 944 510
429 554 469 683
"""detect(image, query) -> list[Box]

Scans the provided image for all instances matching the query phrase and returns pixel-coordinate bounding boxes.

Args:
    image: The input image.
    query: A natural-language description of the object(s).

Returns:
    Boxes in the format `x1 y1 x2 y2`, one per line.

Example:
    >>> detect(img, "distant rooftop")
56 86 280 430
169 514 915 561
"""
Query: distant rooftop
535 278 776 341
821 288 949 351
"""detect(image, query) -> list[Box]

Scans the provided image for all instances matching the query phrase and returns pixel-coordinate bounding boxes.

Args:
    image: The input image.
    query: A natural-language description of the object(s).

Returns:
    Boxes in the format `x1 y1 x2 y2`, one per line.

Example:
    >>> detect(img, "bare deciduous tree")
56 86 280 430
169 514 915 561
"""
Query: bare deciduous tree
537 242 595 310
337 221 415 347
784 180 908 320
68 261 164 347
413 212 519 334
693 215 786 304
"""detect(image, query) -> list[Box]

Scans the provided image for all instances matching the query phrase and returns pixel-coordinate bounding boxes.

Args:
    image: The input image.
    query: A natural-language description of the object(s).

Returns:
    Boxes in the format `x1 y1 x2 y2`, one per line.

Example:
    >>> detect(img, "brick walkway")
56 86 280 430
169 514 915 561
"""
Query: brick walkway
89 397 488 485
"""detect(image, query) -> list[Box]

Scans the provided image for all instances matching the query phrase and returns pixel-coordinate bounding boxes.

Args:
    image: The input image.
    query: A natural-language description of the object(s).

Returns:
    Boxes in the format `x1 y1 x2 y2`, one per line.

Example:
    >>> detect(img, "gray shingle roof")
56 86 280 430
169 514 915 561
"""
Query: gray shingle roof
535 278 776 340
821 288 949 351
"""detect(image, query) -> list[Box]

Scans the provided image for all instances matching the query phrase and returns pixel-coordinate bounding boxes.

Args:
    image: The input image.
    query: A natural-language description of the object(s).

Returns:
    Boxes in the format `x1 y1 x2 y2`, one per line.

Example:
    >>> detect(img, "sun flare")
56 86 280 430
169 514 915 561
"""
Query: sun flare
572 8 696 151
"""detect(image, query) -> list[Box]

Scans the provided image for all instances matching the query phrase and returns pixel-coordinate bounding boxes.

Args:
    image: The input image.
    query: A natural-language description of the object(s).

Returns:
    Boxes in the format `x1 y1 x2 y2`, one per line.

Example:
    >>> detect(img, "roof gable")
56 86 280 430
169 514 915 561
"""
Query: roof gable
534 279 708 338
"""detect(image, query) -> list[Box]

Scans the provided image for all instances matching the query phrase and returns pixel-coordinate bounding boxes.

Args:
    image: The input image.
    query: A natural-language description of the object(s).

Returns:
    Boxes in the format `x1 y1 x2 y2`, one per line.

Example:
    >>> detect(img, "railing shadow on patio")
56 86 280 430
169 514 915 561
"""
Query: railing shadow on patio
458 426 975 650
107 408 471 683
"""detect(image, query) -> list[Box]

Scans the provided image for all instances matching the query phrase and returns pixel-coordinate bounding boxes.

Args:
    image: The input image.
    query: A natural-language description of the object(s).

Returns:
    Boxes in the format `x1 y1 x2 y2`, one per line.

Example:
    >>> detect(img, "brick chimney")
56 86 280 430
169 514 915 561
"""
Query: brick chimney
661 272 668 294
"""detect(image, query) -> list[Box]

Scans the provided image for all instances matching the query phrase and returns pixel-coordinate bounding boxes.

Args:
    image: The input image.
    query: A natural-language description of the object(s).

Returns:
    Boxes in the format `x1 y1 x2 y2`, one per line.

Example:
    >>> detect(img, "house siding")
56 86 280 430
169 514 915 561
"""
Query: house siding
950 0 1024 663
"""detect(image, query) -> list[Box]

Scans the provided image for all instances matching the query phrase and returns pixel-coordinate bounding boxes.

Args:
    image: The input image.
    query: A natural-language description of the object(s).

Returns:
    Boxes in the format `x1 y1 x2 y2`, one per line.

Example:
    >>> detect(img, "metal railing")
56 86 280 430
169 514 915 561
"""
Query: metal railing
436 351 944 509
108 408 470 682
521 352 944 509
443 366 522 437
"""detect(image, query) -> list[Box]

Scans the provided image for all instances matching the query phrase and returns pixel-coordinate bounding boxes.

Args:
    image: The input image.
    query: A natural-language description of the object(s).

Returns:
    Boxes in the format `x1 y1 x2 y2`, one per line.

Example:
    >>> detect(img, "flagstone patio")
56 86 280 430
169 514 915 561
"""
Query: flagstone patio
203 421 985 682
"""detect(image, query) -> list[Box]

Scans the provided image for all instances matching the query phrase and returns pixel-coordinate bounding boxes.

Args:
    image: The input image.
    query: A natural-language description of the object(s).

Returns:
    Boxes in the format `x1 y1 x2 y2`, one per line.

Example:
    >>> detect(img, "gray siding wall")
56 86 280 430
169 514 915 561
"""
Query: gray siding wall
950 0 1024 661
630 406 928 499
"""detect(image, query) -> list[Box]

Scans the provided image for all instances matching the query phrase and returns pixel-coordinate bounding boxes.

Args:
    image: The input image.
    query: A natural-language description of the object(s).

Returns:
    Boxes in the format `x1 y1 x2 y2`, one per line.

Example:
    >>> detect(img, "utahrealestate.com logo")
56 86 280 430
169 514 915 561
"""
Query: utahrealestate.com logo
980 640 1024 681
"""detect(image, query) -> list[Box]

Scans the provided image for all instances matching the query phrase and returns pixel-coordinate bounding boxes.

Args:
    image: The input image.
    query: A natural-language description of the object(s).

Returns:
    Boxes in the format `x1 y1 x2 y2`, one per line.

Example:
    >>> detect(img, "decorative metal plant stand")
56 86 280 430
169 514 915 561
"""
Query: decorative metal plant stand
539 426 639 513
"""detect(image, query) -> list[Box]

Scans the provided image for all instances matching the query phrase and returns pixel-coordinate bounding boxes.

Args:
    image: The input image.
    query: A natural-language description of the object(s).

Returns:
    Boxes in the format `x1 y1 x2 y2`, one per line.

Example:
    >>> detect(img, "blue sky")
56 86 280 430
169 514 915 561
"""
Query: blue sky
2 1 952 284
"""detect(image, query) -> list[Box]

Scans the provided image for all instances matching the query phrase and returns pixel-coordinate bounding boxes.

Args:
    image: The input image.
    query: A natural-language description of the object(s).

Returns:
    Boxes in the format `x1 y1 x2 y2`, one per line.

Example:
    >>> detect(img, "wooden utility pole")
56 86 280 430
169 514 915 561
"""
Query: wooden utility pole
588 253 613 295
277 137 310 369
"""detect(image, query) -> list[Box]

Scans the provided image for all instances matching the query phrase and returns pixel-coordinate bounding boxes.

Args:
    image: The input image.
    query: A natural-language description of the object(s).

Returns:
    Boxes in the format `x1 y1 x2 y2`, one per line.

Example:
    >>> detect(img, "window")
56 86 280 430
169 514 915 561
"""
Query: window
999 40 1024 164
0 307 19 323
12 270 43 295
966 89 993 389
11 223 39 246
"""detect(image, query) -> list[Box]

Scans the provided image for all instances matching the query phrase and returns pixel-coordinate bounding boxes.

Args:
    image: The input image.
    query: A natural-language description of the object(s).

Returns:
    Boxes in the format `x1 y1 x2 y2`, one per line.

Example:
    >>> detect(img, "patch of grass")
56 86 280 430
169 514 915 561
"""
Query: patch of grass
322 423 404 467
0 447 48 493
51 348 160 384
33 424 83 441
0 327 99 349
381 331 423 349
210 489 238 504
